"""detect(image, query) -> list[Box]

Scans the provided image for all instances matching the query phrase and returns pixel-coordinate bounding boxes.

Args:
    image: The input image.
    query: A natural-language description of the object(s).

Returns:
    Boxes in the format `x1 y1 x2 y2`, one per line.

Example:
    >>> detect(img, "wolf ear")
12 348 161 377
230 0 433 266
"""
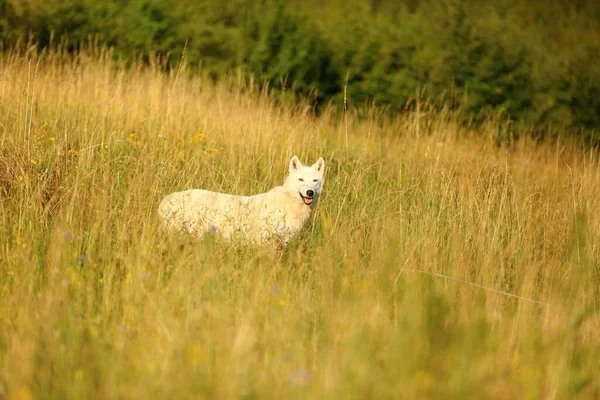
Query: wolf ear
312 157 325 173
289 155 302 172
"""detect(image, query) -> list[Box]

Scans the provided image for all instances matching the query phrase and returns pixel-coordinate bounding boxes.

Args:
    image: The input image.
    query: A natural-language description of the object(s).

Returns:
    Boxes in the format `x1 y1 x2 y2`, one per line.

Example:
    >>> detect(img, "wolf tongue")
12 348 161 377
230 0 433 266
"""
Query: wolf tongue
299 192 313 205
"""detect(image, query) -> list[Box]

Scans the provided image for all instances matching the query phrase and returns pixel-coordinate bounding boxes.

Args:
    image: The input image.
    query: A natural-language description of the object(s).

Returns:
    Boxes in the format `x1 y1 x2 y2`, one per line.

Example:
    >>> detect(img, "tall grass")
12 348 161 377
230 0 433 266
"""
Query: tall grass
1 45 599 399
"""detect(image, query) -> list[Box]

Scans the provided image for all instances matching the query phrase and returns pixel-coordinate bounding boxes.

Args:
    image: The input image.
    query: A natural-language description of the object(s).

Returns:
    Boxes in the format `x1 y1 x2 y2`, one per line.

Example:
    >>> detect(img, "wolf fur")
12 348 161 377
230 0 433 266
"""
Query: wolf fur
158 155 325 246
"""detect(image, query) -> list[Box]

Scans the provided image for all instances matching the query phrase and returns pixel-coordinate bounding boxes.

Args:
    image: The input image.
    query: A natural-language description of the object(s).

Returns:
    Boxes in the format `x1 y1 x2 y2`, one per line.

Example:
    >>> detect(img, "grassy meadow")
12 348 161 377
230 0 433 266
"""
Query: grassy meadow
1 46 600 399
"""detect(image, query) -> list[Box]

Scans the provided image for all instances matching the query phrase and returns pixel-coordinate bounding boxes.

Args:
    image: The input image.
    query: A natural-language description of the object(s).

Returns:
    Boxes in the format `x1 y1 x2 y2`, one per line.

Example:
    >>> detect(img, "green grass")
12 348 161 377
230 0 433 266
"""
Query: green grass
1 46 599 399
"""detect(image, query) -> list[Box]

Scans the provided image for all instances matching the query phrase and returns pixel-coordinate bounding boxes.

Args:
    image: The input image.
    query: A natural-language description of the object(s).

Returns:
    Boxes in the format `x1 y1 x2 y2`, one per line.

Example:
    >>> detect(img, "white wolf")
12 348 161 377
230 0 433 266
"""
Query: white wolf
158 155 325 246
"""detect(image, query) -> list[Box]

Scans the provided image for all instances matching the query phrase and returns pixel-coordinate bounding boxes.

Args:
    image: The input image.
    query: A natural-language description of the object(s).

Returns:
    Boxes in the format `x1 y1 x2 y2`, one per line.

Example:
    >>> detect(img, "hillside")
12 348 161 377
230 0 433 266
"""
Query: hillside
0 46 599 398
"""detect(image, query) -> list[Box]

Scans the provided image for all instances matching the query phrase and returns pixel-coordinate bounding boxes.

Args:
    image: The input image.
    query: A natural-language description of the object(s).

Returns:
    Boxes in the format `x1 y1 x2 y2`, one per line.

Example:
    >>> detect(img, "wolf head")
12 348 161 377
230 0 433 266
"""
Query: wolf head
284 155 325 206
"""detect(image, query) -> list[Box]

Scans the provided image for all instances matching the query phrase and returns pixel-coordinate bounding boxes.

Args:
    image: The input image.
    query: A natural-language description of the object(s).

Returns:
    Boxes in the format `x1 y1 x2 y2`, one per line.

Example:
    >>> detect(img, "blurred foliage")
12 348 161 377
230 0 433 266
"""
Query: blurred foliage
1 0 599 135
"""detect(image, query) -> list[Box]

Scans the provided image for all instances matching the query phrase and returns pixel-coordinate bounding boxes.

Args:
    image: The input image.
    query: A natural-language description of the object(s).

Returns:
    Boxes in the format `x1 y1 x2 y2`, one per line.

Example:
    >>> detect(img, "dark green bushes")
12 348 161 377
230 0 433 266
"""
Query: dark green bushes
1 0 598 134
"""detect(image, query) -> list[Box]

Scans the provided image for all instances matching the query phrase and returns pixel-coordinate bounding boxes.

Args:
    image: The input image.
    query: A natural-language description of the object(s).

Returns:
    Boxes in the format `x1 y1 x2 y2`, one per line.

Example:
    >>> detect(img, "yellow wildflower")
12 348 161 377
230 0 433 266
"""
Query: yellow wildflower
189 130 207 144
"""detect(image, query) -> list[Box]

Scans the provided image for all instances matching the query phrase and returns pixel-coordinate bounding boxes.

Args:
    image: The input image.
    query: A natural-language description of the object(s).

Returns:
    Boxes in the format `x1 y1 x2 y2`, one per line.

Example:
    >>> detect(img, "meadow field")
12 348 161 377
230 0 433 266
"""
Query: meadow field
1 47 599 398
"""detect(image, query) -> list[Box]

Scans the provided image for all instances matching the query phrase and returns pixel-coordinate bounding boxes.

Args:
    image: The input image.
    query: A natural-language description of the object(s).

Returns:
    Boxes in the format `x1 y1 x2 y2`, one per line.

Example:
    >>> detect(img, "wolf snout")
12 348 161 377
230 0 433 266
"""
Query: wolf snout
306 190 314 197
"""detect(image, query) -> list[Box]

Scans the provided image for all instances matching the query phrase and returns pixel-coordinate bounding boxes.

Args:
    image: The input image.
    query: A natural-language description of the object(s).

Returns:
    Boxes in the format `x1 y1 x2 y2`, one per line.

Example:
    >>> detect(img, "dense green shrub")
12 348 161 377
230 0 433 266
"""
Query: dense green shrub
1 0 598 134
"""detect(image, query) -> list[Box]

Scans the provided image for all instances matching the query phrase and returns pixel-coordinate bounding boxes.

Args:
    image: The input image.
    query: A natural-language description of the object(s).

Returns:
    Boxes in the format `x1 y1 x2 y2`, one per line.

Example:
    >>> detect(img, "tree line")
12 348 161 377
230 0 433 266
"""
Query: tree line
1 0 599 138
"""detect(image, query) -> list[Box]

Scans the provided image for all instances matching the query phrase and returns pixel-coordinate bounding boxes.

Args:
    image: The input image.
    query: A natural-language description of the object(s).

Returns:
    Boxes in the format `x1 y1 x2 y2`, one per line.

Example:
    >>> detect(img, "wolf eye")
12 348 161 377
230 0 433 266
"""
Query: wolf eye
298 178 304 182
313 179 318 182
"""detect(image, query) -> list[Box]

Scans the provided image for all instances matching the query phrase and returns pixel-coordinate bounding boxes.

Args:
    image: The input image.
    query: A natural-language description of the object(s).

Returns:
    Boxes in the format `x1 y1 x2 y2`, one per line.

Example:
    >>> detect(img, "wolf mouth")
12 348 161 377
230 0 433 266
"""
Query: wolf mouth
299 192 313 206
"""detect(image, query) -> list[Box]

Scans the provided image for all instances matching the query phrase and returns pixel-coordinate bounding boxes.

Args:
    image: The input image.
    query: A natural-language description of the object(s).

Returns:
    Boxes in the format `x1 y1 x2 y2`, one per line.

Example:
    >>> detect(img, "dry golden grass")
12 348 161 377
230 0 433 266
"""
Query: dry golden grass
0 46 599 399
